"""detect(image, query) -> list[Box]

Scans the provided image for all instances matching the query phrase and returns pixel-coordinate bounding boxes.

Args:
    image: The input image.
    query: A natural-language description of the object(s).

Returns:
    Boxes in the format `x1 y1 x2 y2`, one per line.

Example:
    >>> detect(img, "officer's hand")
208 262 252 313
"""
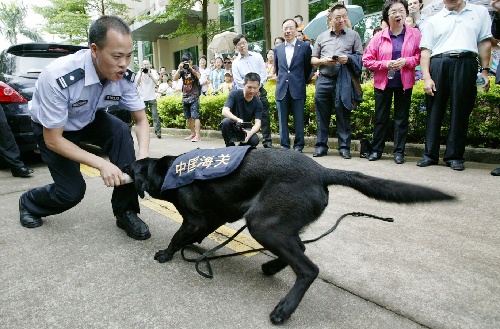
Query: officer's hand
100 162 126 187
423 77 436 96
322 57 336 66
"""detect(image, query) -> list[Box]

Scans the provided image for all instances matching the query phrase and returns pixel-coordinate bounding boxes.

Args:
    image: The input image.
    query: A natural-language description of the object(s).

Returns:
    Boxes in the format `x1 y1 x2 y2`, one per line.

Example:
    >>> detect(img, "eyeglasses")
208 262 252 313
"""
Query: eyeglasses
332 14 348 21
224 61 231 64
389 9 406 16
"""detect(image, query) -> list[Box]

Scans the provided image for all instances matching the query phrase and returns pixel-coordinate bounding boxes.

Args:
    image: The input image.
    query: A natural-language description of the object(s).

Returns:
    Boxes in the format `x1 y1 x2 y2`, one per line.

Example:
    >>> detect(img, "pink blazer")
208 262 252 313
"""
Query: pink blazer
362 26 421 91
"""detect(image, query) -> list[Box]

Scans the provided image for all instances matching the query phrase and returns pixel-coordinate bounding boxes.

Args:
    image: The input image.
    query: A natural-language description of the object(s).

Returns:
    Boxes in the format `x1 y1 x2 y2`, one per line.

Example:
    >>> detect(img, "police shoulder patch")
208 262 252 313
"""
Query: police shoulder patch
56 68 85 89
123 69 136 83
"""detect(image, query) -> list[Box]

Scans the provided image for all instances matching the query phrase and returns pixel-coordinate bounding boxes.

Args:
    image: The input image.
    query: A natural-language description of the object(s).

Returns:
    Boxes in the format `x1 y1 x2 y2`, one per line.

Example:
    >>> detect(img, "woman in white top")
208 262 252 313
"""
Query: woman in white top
198 55 211 95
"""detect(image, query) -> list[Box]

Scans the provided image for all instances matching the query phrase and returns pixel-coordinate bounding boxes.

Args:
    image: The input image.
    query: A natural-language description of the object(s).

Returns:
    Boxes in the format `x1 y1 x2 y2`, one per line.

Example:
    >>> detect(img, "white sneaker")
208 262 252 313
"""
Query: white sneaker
191 136 201 142
184 134 195 140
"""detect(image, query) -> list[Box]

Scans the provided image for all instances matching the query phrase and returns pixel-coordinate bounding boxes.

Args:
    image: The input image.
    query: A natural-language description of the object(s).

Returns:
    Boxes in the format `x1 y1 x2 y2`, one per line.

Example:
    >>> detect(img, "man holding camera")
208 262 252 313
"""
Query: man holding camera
173 52 202 142
136 60 161 138
220 72 262 147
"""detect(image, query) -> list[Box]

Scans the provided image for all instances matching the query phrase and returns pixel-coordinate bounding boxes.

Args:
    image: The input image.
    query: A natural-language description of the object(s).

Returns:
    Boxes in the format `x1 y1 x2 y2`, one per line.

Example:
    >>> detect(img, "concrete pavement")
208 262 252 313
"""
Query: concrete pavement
0 131 498 328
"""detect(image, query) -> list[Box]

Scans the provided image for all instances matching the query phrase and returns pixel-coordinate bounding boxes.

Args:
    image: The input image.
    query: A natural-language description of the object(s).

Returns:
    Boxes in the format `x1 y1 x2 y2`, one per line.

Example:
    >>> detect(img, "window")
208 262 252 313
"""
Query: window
219 0 235 30
240 0 265 57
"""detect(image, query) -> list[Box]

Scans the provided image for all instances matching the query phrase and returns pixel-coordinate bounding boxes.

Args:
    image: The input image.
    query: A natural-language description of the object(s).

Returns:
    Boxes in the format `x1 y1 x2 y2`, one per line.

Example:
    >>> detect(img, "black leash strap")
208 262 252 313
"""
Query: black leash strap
181 212 393 279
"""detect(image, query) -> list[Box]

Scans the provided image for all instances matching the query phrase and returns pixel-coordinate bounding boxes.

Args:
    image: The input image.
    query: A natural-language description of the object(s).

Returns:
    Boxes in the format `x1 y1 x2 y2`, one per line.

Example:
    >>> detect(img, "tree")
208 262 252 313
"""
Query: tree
143 0 221 56
34 0 134 45
0 1 43 46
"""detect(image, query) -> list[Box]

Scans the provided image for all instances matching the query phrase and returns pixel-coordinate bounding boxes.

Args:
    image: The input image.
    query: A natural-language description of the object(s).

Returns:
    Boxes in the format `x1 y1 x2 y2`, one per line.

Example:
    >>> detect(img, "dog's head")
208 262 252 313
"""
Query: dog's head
123 157 174 199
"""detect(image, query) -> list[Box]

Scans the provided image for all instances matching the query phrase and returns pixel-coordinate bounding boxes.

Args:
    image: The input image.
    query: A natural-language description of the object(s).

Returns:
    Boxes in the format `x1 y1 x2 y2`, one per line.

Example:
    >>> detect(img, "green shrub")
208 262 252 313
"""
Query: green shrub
155 77 500 148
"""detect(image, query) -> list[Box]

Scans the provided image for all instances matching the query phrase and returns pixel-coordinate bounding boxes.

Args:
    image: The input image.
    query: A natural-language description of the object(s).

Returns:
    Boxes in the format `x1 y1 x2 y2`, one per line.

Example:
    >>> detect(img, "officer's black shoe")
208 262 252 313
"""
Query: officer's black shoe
116 210 151 240
262 142 273 149
416 159 437 167
12 167 34 177
446 160 465 171
19 198 43 228
394 155 405 164
491 166 500 176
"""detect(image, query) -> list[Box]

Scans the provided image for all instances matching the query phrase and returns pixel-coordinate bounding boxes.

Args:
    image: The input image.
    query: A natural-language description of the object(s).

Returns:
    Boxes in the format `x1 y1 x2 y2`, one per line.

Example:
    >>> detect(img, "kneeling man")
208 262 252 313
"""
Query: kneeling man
220 72 262 147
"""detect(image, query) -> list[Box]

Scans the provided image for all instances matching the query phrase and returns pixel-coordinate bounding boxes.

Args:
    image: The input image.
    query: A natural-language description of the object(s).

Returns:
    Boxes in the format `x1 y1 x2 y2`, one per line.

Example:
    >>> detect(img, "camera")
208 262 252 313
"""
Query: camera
142 68 149 73
183 61 190 69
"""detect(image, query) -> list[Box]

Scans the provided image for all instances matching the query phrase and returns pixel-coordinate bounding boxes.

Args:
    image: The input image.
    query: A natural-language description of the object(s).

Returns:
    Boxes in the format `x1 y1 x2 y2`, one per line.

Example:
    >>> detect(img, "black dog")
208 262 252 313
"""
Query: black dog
123 148 454 324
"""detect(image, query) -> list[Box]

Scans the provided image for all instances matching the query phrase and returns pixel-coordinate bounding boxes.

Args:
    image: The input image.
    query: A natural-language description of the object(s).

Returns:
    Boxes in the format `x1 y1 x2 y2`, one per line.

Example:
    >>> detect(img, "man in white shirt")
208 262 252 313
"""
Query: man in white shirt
231 34 273 148
136 60 161 138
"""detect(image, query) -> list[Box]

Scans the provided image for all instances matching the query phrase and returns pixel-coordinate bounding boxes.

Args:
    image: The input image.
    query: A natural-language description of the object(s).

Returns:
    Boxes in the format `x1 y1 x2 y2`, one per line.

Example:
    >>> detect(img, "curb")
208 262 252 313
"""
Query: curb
155 127 500 164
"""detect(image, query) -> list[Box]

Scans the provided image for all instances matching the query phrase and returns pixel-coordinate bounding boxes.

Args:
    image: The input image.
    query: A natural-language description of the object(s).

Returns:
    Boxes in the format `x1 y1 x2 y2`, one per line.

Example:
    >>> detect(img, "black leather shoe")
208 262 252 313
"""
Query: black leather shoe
293 148 303 153
416 159 437 167
491 166 500 176
394 155 405 164
313 150 327 157
12 167 34 177
19 198 43 228
116 210 151 240
446 160 465 171
262 142 273 148
339 149 351 159
368 152 381 161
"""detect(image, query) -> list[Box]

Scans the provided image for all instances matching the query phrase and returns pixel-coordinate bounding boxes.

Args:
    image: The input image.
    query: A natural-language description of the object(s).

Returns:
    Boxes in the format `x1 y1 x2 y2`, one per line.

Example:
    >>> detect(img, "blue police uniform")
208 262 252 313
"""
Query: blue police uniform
21 49 146 219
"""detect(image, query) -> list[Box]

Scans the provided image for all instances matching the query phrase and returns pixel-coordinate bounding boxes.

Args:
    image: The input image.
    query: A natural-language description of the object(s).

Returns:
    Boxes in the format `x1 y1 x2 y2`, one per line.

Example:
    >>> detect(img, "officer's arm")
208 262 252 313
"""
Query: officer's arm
222 106 242 123
42 126 125 187
131 109 150 160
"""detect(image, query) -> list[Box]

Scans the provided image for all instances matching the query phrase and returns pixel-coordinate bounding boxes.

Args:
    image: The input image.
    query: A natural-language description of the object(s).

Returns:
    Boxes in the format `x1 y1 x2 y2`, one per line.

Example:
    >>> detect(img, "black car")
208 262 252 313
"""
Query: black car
0 43 131 154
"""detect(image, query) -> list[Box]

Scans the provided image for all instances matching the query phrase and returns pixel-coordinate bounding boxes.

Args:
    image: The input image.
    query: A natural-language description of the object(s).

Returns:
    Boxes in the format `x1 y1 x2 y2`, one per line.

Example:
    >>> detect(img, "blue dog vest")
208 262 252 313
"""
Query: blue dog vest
161 146 253 191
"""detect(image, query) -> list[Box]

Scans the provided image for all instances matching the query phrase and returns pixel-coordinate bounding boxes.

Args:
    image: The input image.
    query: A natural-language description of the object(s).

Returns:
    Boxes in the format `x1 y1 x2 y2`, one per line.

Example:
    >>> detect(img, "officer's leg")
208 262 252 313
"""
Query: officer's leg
81 111 139 217
276 92 291 149
243 131 260 147
313 76 334 154
21 123 86 218
259 87 273 147
0 108 25 170
150 99 161 137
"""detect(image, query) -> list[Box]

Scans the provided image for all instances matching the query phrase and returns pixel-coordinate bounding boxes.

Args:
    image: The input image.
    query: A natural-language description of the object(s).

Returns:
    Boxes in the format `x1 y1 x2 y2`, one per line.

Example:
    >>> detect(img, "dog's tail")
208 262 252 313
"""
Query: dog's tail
323 169 455 203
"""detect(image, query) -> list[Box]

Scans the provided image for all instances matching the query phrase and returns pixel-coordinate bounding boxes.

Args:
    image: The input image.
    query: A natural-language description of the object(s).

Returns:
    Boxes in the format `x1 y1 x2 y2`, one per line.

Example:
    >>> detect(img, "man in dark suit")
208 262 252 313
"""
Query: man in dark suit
274 18 313 151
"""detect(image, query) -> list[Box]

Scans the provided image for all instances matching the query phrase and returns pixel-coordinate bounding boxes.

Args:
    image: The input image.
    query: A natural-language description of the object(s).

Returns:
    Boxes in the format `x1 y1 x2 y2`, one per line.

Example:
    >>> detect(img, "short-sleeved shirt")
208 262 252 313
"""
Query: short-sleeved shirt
180 66 201 100
136 68 159 101
29 49 144 131
223 89 263 122
420 2 492 57
210 68 225 91
312 27 363 76
232 51 267 89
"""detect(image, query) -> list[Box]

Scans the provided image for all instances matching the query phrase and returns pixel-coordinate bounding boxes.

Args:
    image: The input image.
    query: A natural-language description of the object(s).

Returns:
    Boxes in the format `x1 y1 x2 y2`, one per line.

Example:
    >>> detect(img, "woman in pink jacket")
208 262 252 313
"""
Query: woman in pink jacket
362 0 421 164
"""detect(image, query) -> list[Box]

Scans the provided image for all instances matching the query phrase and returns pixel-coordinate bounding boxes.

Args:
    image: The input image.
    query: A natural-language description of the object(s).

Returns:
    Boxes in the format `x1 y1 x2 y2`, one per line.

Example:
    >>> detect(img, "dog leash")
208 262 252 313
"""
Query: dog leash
181 212 394 279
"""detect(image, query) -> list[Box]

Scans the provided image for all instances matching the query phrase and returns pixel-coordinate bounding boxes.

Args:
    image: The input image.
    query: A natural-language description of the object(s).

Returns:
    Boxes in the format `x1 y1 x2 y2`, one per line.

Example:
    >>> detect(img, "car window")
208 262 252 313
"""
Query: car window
14 56 61 75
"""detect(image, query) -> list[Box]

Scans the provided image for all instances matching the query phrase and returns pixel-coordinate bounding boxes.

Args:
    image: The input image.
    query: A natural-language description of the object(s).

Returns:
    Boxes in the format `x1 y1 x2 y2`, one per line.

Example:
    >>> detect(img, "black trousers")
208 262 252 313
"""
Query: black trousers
372 87 412 155
423 57 477 163
21 111 140 218
0 108 24 169
259 87 272 145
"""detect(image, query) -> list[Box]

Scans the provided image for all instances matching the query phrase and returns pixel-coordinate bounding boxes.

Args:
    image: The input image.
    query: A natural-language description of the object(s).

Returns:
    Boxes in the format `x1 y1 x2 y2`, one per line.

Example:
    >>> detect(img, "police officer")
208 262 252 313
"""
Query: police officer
18 16 152 240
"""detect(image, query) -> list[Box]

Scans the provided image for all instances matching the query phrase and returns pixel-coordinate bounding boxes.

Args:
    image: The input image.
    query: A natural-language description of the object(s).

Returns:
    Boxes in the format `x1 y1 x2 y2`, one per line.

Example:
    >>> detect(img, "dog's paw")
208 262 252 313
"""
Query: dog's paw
270 298 292 324
154 250 173 263
262 258 288 276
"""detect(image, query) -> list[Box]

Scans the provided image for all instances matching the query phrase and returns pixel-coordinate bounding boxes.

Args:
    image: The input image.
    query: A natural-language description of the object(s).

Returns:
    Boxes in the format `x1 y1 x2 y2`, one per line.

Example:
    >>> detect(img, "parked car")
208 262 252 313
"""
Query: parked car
0 42 132 154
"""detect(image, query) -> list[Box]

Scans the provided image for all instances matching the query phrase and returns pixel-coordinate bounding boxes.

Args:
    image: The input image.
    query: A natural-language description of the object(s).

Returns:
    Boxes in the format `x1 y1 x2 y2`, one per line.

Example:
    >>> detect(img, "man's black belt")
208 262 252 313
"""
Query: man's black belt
320 73 338 79
432 51 477 58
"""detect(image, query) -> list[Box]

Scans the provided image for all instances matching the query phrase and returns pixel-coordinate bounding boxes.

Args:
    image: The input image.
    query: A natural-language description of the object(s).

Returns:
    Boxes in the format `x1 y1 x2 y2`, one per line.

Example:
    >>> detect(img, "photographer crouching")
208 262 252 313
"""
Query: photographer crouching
220 72 262 147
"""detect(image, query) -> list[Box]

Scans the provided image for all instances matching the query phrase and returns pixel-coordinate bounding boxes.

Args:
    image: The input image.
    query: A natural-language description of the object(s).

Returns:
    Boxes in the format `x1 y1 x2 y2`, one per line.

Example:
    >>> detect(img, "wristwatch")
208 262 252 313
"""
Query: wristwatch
482 68 490 72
